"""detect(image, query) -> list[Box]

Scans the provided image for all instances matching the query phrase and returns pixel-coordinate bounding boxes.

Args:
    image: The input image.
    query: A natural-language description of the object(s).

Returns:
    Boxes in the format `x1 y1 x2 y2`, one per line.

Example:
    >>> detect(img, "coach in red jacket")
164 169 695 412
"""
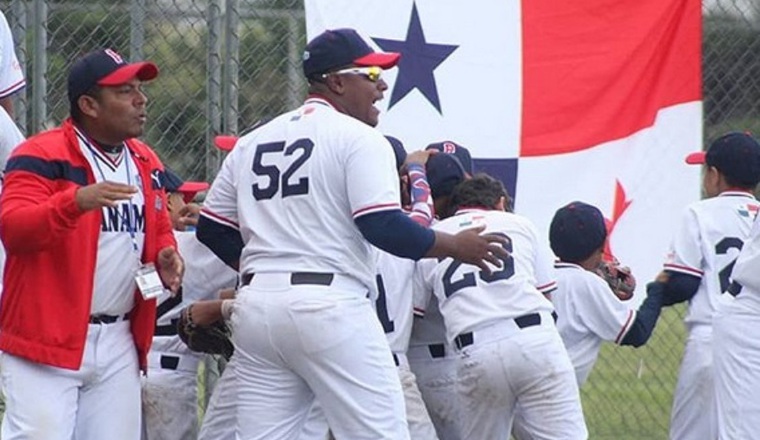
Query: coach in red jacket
0 48 182 440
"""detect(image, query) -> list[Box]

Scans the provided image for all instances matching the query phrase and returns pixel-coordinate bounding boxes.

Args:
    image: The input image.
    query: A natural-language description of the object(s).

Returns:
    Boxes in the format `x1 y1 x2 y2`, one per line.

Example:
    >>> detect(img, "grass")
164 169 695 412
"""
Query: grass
580 304 687 439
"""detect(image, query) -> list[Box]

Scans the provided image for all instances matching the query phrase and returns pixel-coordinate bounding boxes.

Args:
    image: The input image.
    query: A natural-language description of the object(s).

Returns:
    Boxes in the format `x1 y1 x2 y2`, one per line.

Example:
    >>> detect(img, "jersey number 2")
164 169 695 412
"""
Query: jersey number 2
251 139 314 200
443 232 515 297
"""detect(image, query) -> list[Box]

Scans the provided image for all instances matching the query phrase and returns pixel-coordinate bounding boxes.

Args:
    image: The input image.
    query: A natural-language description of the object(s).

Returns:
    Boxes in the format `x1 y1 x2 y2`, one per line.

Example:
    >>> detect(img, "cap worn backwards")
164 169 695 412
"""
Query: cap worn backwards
426 141 473 175
302 28 400 79
685 132 760 187
161 168 210 203
426 153 466 199
68 48 159 106
550 201 607 263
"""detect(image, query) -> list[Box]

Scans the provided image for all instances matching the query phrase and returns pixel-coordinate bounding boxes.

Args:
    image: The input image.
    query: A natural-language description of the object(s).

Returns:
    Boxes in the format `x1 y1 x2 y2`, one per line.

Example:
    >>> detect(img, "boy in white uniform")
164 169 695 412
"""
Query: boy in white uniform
414 174 587 440
663 132 760 440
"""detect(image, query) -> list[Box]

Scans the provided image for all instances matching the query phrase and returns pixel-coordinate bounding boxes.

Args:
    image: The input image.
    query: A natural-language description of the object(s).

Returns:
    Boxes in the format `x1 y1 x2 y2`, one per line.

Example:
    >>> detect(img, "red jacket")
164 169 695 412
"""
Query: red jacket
0 118 176 371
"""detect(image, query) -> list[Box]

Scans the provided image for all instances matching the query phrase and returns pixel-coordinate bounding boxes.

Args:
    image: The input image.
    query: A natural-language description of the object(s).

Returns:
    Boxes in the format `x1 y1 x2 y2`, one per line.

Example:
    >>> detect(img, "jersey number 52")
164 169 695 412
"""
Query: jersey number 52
251 139 314 200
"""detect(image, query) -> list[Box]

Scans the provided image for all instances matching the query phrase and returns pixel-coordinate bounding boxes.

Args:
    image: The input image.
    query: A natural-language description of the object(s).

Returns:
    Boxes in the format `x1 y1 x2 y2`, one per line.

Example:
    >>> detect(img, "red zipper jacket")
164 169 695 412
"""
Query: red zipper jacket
0 118 176 372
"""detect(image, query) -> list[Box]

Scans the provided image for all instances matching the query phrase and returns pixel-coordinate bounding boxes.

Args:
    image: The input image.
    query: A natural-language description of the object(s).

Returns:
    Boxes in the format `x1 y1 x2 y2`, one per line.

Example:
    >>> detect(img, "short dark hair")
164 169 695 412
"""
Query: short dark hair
69 85 103 123
450 173 508 211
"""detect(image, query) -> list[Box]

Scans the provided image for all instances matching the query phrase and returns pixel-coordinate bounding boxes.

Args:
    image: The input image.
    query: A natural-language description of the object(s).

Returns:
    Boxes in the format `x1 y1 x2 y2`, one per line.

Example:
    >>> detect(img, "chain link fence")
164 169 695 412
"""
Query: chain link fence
1 0 759 438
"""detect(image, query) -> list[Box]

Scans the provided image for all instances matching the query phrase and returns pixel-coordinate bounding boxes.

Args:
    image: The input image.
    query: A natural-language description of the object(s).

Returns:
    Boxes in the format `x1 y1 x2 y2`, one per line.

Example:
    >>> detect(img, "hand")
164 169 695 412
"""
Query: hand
188 300 225 326
176 203 202 230
404 149 437 167
76 181 138 211
450 225 509 274
218 287 236 300
157 246 184 293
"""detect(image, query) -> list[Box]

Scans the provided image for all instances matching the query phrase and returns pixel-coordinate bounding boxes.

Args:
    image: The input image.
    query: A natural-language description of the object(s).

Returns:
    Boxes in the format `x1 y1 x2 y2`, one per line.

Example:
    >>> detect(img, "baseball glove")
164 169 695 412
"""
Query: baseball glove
177 305 234 360
594 261 636 301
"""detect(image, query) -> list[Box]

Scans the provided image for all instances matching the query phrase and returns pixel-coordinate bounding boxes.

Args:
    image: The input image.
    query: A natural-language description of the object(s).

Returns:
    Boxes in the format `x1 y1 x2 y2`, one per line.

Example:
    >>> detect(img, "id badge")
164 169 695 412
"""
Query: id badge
135 263 164 300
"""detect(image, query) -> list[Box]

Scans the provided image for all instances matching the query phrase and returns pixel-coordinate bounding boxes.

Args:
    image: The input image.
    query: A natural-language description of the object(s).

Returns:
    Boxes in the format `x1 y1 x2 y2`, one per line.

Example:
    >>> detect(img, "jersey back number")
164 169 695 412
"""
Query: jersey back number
251 139 314 200
442 232 515 297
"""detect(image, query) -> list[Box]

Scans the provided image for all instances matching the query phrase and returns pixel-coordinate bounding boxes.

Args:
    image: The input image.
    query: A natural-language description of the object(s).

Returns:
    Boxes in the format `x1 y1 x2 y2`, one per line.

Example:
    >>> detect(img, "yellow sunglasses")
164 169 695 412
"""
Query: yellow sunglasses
324 66 383 82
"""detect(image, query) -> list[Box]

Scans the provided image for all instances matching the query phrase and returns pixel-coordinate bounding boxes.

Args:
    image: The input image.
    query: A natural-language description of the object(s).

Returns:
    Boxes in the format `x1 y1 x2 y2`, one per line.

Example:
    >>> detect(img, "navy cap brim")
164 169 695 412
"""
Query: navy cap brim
98 61 159 86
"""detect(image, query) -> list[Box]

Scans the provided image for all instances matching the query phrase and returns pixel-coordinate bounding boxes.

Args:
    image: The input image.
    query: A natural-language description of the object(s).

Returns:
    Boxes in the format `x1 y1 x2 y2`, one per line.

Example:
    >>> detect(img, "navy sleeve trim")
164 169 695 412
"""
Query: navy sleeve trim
5 156 89 186
196 215 243 271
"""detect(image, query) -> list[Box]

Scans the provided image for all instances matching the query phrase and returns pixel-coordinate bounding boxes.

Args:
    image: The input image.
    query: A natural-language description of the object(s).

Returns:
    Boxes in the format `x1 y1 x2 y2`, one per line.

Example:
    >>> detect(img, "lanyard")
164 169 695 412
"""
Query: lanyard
75 130 141 255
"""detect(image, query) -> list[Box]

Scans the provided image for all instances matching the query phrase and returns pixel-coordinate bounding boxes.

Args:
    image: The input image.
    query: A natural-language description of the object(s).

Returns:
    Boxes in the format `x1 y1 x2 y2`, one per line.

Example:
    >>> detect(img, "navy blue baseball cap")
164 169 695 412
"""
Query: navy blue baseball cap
685 132 760 187
550 201 608 263
426 153 466 199
385 135 407 170
426 141 473 175
302 28 400 78
68 48 158 105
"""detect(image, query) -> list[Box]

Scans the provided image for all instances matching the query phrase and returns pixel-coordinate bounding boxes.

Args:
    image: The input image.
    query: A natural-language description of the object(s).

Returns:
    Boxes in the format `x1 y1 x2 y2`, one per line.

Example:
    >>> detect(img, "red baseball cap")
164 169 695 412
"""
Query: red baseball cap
162 168 209 203
68 48 158 105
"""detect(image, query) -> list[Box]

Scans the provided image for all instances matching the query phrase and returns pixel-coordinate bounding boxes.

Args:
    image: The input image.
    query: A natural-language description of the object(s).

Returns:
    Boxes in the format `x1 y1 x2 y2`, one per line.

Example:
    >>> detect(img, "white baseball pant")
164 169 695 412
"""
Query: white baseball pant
1 320 141 440
395 353 439 440
669 326 716 440
231 273 408 440
455 314 587 440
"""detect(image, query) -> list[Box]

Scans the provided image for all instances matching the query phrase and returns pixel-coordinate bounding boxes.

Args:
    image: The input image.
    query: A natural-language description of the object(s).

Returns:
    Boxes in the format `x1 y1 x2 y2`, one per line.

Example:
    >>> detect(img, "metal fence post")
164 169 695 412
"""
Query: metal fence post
31 0 46 132
223 0 239 137
130 0 145 60
206 0 223 180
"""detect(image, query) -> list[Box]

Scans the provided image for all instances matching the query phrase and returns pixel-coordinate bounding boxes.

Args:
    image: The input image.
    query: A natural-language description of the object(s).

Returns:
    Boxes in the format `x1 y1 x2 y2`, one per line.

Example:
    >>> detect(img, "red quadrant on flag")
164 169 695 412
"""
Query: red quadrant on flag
520 0 701 157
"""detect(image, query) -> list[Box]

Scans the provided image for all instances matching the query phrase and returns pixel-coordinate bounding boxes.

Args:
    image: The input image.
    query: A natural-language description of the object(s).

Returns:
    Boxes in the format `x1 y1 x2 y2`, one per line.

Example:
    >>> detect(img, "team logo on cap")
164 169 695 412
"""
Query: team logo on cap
443 142 457 153
303 51 311 61
104 48 124 64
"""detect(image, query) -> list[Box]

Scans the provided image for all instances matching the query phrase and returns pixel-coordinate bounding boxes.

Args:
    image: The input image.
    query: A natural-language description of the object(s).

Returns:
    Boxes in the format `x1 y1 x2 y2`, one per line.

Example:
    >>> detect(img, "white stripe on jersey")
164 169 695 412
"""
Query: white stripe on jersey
664 191 759 327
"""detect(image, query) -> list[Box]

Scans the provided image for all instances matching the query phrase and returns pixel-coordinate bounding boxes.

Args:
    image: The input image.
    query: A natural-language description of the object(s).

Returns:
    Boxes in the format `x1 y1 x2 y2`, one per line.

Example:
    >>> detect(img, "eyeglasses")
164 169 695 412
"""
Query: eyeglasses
323 66 383 82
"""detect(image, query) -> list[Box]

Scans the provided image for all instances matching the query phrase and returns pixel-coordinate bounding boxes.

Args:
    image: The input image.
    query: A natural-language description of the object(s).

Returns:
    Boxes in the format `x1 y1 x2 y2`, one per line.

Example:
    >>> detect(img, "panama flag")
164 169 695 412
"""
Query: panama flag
304 0 702 289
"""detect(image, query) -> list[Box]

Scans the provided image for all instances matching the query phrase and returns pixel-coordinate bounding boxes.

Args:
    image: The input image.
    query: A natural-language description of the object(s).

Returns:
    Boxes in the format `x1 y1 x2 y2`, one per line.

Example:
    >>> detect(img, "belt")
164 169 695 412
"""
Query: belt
454 313 543 350
428 343 446 359
89 313 130 324
155 318 179 336
392 353 410 368
241 272 334 287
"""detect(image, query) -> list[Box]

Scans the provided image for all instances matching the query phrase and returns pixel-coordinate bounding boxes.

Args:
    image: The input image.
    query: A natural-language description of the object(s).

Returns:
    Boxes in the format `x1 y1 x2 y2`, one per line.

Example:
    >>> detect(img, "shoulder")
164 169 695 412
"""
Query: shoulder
11 127 66 159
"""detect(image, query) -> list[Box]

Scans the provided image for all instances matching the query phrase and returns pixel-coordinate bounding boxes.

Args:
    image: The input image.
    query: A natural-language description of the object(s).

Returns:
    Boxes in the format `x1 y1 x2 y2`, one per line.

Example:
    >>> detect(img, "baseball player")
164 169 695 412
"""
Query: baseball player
0 10 25 117
141 169 239 440
662 132 760 440
0 48 182 439
409 145 471 440
414 173 588 440
196 28 506 439
713 194 760 439
373 137 439 439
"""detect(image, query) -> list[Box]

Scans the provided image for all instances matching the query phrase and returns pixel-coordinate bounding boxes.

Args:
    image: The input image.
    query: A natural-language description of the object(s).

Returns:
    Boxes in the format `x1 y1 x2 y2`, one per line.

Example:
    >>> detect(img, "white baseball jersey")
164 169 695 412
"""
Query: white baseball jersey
663 191 759 328
713 213 760 438
77 129 145 316
414 208 557 344
201 97 399 290
0 107 24 295
0 12 24 99
374 248 416 354
552 262 636 385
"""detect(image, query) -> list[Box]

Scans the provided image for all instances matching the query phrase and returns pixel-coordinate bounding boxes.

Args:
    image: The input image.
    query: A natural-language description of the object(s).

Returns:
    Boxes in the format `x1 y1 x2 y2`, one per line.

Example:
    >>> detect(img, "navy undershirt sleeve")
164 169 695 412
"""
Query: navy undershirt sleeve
196 215 244 271
661 270 701 306
354 210 436 260
620 281 666 347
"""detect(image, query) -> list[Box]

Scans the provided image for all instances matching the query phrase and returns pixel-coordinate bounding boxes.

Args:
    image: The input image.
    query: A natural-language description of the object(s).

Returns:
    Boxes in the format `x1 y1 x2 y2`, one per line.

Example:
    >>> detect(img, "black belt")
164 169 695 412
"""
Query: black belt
393 353 400 367
160 355 180 370
454 313 542 350
241 272 334 287
89 313 130 324
155 318 179 336
428 343 446 359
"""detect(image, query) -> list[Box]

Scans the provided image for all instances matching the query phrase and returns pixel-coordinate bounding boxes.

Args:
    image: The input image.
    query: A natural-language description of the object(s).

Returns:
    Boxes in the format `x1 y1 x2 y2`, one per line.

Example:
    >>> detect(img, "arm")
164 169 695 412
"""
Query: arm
660 270 701 306
620 280 666 347
355 210 507 272
196 214 243 271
